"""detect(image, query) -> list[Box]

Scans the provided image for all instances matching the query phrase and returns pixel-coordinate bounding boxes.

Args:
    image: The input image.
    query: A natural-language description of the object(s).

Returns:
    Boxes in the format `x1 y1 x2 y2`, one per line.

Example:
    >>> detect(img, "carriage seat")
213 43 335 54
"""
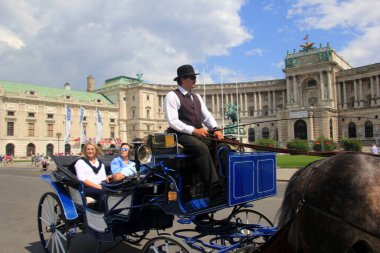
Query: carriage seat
147 133 185 155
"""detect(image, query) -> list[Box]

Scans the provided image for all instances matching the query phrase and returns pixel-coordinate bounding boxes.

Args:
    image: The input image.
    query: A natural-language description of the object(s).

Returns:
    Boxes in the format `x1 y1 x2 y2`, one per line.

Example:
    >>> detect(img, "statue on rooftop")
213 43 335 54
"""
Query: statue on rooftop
136 73 143 82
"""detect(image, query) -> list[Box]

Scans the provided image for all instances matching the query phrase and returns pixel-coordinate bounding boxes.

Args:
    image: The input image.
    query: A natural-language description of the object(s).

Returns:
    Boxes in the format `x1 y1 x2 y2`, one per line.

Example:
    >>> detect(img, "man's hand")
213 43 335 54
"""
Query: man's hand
214 130 224 140
192 128 209 138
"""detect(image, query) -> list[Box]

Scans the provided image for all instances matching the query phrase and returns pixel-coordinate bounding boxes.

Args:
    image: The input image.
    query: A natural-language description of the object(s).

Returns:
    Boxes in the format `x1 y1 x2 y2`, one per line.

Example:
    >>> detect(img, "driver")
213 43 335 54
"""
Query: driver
164 64 225 198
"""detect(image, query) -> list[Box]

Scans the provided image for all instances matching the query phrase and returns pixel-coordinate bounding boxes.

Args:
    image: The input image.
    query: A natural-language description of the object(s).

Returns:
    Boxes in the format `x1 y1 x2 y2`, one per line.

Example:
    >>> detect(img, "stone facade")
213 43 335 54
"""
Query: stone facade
1 43 380 157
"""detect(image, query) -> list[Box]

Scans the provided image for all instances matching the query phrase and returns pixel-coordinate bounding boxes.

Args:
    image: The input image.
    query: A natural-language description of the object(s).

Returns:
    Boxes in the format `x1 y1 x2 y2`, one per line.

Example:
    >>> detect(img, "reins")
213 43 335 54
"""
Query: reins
205 135 379 157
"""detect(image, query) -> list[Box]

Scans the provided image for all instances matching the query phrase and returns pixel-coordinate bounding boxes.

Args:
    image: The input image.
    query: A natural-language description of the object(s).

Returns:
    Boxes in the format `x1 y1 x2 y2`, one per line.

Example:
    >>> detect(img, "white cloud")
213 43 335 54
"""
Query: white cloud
287 0 380 66
0 0 252 88
245 48 264 57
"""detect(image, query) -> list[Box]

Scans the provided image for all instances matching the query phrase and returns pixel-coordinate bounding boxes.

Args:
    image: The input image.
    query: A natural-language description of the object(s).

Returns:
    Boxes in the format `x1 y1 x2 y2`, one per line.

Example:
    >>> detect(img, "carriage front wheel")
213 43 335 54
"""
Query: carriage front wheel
230 209 274 247
142 236 189 253
38 192 73 253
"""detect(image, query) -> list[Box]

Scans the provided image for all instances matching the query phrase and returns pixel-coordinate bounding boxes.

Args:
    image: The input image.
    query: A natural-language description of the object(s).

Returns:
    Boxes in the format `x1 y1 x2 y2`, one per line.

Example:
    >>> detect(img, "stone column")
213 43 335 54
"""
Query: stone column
320 72 325 101
216 94 220 117
343 81 347 109
337 82 342 109
354 79 358 108
254 92 258 117
272 90 276 114
376 76 380 105
359 79 363 107
327 71 332 100
244 93 248 116
258 92 262 116
239 93 243 117
282 90 286 108
267 91 271 115
370 76 375 106
293 77 297 104
308 112 315 141
212 94 215 114
286 77 291 103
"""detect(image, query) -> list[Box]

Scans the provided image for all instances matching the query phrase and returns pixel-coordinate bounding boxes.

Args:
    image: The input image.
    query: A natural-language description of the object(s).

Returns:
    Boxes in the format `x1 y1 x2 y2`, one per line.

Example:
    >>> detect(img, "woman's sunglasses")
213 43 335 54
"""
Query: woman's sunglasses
120 148 129 151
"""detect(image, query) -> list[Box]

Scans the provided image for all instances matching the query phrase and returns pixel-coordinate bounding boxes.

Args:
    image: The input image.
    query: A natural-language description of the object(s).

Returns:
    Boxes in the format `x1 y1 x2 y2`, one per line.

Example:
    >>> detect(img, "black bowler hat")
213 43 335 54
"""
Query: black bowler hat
173 64 200 81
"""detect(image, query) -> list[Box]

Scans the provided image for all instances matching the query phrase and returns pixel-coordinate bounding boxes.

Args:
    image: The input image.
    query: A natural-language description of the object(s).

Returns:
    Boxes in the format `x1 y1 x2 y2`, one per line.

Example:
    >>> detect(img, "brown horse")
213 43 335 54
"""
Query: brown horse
264 153 380 253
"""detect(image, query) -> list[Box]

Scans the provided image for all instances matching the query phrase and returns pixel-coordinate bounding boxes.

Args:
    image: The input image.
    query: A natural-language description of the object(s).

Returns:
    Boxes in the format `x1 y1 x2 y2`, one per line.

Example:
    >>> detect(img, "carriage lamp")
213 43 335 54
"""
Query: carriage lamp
132 138 152 179
168 191 177 202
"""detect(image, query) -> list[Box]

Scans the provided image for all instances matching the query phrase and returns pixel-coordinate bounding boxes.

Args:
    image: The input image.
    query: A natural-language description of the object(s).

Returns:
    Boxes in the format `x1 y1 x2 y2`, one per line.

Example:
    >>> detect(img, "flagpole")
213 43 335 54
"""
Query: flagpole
203 67 206 103
236 80 240 142
221 72 224 135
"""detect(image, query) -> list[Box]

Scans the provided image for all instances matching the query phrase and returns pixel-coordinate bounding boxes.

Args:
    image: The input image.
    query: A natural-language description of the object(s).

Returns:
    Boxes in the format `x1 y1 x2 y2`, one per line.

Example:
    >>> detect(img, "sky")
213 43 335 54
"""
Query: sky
1 0 380 91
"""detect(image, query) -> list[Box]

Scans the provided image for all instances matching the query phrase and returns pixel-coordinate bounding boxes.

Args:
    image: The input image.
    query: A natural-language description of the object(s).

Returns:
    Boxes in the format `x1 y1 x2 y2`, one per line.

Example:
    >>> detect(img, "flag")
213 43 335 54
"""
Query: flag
96 108 103 144
303 34 309 40
64 105 72 144
79 107 86 144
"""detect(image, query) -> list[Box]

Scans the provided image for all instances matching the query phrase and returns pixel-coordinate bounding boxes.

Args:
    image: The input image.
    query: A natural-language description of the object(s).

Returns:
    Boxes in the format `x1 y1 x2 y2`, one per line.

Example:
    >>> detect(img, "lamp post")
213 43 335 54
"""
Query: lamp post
56 132 62 155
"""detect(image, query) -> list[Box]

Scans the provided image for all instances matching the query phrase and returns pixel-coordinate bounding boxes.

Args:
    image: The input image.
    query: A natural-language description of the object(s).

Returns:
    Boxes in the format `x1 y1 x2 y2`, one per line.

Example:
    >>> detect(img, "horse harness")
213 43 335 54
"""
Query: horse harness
294 157 380 240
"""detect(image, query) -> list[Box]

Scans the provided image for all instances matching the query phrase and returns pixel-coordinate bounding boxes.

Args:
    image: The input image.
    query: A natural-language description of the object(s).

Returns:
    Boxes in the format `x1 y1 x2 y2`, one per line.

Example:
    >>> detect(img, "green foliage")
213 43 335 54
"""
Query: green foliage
277 155 323 168
286 139 310 151
312 135 337 151
340 138 363 151
256 138 279 148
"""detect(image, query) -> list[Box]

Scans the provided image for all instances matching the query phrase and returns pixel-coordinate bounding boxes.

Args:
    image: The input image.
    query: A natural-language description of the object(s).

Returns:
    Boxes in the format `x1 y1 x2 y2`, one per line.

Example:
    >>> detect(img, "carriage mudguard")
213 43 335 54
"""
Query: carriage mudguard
40 174 79 220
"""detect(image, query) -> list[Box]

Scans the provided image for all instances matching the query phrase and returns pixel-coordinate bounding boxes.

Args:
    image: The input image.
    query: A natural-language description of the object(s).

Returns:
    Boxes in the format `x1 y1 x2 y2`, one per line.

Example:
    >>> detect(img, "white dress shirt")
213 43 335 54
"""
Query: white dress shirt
164 85 218 135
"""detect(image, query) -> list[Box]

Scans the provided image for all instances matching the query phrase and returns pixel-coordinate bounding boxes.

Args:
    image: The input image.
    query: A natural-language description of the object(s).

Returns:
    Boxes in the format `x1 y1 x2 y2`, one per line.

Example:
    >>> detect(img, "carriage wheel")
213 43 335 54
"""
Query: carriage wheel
122 230 149 245
230 209 274 246
38 192 73 253
142 236 189 253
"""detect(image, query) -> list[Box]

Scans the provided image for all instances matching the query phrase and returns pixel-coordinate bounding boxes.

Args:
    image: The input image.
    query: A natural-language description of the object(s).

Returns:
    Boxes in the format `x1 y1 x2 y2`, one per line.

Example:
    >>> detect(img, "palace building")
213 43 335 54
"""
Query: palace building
1 42 380 157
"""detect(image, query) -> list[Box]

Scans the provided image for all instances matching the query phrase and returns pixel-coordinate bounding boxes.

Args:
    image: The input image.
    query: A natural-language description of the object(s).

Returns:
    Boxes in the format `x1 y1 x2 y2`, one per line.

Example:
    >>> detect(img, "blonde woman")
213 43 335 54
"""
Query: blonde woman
75 142 108 210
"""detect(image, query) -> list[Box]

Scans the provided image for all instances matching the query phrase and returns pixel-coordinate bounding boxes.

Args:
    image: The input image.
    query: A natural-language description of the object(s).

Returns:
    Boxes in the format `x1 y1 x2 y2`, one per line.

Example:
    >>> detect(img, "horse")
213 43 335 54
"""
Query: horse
239 153 380 253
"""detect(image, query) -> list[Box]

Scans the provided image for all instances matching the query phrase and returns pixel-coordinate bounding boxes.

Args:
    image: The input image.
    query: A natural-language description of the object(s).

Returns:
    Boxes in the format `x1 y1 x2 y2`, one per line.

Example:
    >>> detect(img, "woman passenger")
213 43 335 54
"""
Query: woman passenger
75 142 108 211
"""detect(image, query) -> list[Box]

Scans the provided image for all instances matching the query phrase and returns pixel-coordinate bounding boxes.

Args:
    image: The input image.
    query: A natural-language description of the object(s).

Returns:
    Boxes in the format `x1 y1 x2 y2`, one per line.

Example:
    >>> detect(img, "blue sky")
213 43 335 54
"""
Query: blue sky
1 0 380 89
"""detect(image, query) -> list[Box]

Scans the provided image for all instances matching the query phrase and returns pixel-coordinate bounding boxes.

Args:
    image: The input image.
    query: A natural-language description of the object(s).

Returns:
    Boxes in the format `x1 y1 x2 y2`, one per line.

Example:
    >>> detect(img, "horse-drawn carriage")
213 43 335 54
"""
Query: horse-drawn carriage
37 133 278 253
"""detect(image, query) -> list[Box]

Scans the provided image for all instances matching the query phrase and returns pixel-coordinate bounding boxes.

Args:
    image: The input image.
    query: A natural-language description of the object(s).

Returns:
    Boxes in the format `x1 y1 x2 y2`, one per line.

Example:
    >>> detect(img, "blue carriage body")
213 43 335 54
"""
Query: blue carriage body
227 152 276 206
38 136 278 253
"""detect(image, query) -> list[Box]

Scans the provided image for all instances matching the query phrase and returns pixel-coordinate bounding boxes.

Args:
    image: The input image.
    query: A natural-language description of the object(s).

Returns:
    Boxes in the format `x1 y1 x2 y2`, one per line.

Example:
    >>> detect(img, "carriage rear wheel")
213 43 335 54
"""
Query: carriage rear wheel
142 236 189 253
38 192 73 253
122 230 149 245
230 209 274 246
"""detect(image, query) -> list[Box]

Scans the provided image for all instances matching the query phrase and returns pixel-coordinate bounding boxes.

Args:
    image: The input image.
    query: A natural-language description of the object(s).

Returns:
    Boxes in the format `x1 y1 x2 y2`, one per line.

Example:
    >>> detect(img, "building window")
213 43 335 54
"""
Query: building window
365 121 373 138
132 110 135 119
27 143 36 156
7 122 14 136
262 127 270 139
348 122 357 138
110 118 115 123
132 95 135 101
248 128 255 142
110 126 115 138
147 95 150 101
248 107 254 116
83 116 87 121
7 111 15 116
47 114 54 119
6 143 15 156
28 123 35 136
83 126 87 136
147 109 150 118
28 112 35 117
47 124 54 137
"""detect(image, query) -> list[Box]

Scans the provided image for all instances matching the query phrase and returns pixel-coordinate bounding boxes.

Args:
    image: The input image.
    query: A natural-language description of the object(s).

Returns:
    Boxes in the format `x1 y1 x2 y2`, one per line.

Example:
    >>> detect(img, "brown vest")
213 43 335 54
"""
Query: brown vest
168 89 203 133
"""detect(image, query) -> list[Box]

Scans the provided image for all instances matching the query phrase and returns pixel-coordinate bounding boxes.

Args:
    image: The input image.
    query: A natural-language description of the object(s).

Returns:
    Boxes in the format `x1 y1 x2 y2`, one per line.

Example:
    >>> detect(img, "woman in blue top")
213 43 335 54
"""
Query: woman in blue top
109 143 137 181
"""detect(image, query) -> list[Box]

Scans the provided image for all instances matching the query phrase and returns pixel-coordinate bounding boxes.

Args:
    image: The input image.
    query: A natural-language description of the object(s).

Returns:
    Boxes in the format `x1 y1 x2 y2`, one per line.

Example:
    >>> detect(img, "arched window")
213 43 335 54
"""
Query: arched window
365 121 373 138
27 143 36 156
248 128 255 142
262 127 270 139
64 144 71 155
348 122 357 138
294 120 307 140
46 143 54 156
6 143 15 156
